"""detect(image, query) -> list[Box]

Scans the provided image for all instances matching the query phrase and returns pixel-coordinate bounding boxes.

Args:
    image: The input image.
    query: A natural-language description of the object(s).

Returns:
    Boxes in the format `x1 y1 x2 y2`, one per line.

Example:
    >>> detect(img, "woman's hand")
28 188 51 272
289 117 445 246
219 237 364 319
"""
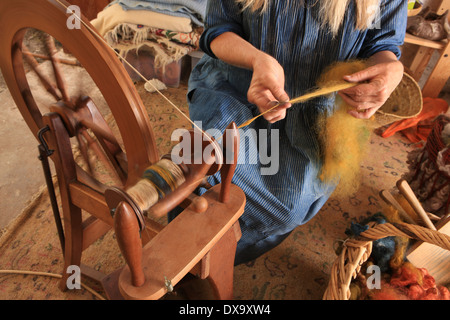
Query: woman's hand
247 52 291 123
338 51 404 119
210 32 290 123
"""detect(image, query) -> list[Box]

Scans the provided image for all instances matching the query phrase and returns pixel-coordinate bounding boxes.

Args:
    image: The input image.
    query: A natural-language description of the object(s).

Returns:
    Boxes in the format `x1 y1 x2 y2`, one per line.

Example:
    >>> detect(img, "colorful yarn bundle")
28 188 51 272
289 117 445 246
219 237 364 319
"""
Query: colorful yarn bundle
346 211 399 273
126 158 185 212
315 60 375 197
346 208 450 300
369 262 450 300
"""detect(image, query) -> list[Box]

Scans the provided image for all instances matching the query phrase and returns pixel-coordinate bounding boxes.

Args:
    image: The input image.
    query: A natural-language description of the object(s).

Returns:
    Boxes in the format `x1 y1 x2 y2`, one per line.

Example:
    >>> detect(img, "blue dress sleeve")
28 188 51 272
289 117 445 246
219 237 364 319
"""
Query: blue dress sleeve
357 0 408 59
199 0 244 58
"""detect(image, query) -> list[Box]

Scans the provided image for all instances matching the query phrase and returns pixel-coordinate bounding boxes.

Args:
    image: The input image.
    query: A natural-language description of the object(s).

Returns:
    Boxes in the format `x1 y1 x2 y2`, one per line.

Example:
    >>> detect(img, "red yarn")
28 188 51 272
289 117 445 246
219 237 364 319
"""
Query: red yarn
439 286 450 300
416 268 450 300
371 283 409 300
408 284 425 300
390 263 422 287
370 263 450 300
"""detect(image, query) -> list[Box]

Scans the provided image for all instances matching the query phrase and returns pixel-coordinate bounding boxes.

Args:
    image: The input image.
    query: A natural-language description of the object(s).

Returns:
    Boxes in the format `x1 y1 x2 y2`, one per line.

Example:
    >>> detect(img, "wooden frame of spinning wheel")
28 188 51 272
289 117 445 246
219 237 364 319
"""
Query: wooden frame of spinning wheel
0 0 245 300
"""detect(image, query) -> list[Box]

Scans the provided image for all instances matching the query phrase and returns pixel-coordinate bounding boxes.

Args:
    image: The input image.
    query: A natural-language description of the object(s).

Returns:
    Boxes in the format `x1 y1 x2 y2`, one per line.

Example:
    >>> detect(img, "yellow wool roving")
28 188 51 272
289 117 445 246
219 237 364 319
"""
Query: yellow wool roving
316 60 375 197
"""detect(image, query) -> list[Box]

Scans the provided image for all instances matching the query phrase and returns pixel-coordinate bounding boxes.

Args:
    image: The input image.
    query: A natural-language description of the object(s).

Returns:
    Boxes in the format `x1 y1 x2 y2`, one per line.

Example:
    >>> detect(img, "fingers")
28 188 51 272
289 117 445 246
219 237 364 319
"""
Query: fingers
338 89 386 120
247 53 291 123
264 101 290 123
339 68 392 119
347 107 378 119
342 65 380 83
338 86 386 111
341 77 385 96
271 86 290 106
248 82 289 108
266 108 287 123
340 76 388 99
248 86 291 123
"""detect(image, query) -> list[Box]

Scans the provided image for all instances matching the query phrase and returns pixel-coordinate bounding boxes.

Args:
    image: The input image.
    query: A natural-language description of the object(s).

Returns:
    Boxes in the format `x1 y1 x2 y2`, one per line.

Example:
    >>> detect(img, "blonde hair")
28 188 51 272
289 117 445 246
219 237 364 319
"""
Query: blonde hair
236 0 381 35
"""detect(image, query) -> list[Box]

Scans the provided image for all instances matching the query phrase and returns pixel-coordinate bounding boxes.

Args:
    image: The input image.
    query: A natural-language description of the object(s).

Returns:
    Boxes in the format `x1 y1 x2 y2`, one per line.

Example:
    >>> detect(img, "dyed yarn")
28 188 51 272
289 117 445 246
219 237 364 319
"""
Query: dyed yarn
315 60 374 197
346 207 410 275
389 236 409 271
126 158 185 212
370 262 450 300
347 211 450 300
237 81 357 129
380 204 410 270
346 212 397 273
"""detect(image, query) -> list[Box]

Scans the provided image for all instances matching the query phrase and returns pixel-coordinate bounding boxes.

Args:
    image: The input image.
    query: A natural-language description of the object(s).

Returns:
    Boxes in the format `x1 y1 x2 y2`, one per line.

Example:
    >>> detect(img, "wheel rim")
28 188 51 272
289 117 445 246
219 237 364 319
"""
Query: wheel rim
0 0 160 187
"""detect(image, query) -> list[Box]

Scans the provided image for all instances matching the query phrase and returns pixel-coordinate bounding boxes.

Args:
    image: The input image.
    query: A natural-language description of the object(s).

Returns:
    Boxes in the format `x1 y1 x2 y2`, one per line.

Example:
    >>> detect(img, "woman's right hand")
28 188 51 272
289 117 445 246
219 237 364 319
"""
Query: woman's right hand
247 52 291 123
210 32 290 123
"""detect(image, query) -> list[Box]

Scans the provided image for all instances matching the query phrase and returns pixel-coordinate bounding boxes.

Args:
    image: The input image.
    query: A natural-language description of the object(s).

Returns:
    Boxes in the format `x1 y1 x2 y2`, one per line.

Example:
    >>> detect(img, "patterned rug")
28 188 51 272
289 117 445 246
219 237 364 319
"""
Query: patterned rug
0 82 417 300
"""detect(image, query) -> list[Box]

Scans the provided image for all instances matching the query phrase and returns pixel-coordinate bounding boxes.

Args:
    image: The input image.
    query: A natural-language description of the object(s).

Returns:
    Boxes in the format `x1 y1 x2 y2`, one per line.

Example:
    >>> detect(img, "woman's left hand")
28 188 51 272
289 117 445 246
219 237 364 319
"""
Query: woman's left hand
338 53 404 119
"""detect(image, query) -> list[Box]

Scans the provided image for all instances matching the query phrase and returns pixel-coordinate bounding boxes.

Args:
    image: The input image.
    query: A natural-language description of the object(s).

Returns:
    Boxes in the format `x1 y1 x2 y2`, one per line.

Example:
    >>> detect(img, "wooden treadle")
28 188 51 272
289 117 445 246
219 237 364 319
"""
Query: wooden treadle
118 184 246 300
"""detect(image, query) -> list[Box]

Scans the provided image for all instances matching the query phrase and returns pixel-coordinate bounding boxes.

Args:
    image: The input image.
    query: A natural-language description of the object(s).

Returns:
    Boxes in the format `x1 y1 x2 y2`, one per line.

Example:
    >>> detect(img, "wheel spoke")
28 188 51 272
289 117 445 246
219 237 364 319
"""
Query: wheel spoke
80 128 124 187
22 49 81 67
44 33 70 103
81 119 127 185
76 129 94 175
21 43 61 101
77 97 127 182
20 30 129 188
1 0 160 193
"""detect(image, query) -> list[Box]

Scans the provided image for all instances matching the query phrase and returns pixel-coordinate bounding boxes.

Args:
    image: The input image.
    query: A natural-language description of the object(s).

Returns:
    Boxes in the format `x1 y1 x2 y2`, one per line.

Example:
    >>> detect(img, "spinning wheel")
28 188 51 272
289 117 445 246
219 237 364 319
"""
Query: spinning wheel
0 0 245 300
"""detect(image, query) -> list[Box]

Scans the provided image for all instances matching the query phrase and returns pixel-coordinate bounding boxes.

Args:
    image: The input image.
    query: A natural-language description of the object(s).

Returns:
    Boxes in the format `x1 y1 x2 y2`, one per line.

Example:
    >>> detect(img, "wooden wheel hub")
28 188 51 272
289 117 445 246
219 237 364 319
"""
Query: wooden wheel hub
50 97 94 137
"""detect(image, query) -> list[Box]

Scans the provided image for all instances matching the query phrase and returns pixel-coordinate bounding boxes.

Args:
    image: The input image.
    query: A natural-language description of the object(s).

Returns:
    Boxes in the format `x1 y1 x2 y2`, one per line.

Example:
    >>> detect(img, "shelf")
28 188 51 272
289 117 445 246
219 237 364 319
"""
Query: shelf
404 33 447 50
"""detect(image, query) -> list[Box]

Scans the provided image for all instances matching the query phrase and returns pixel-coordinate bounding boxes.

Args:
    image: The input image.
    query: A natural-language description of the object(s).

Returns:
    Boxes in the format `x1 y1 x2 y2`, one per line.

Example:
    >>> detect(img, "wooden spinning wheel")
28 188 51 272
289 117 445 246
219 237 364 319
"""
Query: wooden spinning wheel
0 0 245 300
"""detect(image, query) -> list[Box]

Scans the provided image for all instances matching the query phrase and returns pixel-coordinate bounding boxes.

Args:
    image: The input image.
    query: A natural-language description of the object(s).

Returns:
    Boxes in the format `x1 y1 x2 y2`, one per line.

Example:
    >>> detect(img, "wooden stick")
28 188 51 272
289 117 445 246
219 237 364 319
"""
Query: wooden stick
427 211 442 221
220 122 239 203
396 179 437 230
379 189 417 224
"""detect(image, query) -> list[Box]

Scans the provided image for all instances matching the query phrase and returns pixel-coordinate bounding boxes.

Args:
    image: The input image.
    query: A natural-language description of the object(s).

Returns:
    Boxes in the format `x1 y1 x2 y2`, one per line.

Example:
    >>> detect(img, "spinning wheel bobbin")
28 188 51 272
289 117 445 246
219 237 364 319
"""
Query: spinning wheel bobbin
105 128 224 220
105 123 242 297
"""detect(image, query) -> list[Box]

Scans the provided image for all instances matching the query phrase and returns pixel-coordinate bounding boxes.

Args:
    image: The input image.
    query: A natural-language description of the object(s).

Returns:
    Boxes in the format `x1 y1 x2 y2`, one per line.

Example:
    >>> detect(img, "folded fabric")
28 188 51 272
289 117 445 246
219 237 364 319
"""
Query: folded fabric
109 0 207 27
91 3 193 34
105 23 201 49
381 97 449 143
151 28 201 48
111 33 192 68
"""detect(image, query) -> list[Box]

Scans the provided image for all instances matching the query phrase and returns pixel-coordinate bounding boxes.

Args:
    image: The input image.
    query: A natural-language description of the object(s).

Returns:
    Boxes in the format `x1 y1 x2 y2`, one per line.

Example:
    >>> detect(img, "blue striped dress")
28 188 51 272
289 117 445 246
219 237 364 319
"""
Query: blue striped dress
187 0 407 265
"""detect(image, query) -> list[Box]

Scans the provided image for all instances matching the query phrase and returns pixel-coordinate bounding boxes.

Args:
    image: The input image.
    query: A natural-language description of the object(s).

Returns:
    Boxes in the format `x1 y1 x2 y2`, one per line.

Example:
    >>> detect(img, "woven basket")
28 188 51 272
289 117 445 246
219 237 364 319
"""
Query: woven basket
408 2 423 17
323 221 450 300
374 72 423 127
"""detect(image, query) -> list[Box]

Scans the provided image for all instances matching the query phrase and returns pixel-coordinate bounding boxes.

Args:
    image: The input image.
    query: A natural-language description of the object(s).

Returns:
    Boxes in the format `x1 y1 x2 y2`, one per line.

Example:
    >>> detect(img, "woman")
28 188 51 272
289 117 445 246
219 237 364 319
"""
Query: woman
186 0 406 265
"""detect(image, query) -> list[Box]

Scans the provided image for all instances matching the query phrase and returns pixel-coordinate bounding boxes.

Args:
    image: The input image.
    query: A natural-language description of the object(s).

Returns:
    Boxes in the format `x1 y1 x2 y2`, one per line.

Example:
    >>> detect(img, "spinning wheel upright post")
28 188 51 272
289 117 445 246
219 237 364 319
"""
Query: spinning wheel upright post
0 0 245 300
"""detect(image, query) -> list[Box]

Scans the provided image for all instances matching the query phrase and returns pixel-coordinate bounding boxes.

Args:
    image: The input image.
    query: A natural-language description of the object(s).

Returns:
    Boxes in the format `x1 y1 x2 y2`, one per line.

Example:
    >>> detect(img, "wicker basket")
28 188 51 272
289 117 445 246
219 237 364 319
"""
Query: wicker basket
323 221 450 300
408 2 423 17
374 72 423 127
